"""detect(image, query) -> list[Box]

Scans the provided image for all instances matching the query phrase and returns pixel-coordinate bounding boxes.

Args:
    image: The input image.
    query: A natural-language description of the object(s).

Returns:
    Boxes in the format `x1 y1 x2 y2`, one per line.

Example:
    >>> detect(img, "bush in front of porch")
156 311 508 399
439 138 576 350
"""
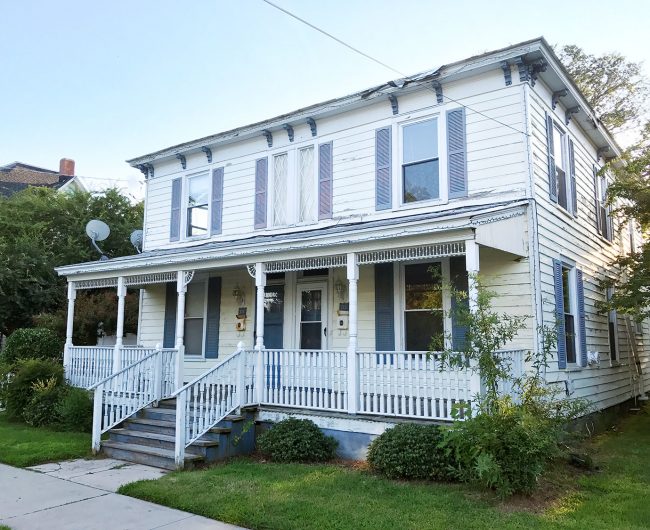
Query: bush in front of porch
257 418 338 463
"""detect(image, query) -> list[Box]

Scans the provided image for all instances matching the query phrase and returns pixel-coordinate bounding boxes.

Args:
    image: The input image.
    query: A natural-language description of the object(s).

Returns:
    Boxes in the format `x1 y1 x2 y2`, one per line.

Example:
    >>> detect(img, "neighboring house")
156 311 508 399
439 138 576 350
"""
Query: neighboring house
0 158 87 197
56 37 649 469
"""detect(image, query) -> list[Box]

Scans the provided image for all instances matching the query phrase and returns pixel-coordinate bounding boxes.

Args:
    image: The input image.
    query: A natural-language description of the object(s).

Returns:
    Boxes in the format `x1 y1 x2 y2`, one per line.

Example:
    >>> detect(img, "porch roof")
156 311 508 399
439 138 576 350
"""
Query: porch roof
56 200 527 281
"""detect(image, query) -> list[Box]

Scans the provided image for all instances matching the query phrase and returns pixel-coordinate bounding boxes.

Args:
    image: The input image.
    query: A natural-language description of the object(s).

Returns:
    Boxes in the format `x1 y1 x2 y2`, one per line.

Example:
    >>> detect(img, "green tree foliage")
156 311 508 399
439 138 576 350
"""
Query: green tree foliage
0 187 143 335
557 44 648 132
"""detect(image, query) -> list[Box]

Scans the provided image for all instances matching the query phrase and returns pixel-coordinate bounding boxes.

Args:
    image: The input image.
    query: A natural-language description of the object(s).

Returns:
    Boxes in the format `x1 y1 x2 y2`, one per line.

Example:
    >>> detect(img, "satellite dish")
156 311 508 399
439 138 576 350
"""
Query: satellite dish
130 229 143 253
85 219 110 260
86 220 110 241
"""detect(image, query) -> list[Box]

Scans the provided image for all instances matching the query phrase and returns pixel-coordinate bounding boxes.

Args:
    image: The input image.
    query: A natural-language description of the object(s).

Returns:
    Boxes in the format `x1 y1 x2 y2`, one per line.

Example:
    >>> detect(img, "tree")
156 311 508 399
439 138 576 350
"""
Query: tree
556 44 648 133
0 187 143 335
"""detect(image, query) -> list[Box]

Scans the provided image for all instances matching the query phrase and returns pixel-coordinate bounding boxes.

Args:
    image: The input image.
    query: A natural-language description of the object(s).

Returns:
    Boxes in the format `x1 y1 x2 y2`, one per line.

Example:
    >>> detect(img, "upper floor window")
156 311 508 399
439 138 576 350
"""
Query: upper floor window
186 173 209 237
547 115 577 216
402 118 439 203
552 125 569 211
594 168 613 241
270 145 317 227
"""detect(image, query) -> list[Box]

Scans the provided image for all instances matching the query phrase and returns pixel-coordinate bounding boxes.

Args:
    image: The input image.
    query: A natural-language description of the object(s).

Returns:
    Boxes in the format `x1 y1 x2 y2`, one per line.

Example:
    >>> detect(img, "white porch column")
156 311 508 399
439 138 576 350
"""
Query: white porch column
175 271 188 390
254 263 266 403
63 281 76 379
465 240 481 399
112 276 126 374
346 253 359 414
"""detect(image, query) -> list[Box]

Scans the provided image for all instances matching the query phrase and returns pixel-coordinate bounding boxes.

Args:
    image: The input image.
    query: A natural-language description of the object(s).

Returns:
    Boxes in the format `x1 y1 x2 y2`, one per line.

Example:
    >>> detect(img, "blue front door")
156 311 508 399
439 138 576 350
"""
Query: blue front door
264 285 284 349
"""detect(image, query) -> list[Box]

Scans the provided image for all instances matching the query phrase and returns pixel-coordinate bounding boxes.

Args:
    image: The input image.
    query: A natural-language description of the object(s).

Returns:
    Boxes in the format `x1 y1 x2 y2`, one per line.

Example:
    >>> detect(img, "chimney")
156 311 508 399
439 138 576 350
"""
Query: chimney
59 158 75 176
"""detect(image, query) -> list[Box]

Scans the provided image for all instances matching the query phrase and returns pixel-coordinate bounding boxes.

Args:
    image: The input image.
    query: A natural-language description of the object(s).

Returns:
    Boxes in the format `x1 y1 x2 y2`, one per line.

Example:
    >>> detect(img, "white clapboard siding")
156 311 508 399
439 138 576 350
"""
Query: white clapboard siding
142 68 529 252
528 80 650 410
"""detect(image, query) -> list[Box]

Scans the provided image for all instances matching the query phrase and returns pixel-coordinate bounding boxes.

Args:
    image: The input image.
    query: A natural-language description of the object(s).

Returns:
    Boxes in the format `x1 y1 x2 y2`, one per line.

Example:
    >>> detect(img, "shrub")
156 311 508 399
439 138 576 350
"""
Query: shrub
257 418 337 463
3 359 64 421
367 423 456 481
23 377 65 427
57 386 94 432
442 399 558 497
1 328 64 365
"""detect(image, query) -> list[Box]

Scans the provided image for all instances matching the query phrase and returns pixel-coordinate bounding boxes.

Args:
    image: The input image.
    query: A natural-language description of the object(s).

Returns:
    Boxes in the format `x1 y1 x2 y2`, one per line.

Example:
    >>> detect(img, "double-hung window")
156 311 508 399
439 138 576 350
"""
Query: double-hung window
184 281 206 356
553 125 569 211
402 118 439 203
554 259 587 368
186 173 209 237
561 265 577 364
594 170 613 241
547 115 577 216
403 262 443 351
270 146 317 227
606 288 619 362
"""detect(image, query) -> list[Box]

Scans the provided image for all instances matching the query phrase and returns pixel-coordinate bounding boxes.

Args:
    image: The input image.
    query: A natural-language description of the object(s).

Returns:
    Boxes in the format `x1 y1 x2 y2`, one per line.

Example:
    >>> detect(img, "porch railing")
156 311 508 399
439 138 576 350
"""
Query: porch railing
90 348 177 452
261 349 348 412
172 343 251 468
68 345 161 389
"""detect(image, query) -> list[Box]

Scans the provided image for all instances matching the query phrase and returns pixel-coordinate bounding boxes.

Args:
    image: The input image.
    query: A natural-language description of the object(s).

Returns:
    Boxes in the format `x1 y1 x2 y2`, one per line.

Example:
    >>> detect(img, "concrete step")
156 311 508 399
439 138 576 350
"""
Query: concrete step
101 440 204 470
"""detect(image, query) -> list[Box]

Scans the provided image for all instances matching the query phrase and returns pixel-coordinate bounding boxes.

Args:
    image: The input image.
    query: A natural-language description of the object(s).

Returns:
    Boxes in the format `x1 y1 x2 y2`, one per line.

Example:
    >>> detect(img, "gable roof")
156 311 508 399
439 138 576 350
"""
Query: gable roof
127 37 620 169
0 161 85 197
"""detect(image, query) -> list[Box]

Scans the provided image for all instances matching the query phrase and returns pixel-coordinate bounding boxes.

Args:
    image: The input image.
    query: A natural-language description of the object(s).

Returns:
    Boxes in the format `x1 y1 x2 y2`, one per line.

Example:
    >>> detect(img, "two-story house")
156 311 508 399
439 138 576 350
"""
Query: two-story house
56 37 649 469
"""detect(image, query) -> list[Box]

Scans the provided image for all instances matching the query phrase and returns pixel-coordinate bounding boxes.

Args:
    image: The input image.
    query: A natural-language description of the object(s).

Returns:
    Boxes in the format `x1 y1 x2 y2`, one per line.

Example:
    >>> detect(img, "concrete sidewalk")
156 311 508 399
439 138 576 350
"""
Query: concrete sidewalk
0 461 244 530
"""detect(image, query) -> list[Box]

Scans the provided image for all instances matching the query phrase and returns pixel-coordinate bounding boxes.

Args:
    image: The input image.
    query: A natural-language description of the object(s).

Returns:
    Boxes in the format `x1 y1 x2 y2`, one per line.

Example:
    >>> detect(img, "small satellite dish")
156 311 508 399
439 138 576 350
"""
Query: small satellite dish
86 220 110 241
130 229 143 253
85 219 110 260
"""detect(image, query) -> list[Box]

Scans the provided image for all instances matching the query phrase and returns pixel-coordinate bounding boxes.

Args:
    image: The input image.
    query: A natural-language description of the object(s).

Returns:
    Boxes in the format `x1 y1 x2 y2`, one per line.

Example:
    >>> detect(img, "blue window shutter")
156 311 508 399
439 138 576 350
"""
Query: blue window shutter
450 256 469 350
375 127 392 210
163 282 177 348
254 158 267 229
210 167 224 236
447 108 467 198
204 277 222 359
546 113 557 203
318 141 333 220
170 177 182 241
576 269 587 367
374 263 395 351
569 139 577 216
553 259 567 369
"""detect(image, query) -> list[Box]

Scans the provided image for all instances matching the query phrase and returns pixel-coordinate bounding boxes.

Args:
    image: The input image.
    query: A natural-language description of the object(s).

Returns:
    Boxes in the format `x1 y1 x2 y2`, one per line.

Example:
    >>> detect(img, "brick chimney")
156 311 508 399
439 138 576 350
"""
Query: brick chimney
59 158 75 176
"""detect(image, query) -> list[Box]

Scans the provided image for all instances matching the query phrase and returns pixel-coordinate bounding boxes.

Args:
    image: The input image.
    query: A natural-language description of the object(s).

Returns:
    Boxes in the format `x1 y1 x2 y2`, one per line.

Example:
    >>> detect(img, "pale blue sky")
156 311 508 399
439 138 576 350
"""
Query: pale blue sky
1 0 648 198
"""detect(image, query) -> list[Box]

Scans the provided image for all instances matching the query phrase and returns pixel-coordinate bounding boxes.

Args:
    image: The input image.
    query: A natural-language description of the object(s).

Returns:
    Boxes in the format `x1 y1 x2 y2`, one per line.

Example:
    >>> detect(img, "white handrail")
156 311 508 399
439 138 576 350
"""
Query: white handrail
91 348 177 452
174 342 248 468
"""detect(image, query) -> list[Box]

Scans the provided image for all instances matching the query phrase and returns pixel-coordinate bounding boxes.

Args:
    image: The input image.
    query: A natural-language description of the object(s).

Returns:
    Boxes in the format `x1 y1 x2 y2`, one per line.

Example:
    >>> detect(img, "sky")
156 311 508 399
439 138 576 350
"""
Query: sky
1 0 649 199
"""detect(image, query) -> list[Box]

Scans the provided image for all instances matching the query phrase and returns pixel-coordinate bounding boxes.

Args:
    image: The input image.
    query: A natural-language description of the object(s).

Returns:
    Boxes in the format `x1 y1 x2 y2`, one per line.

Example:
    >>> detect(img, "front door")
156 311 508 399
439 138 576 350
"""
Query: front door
297 283 328 350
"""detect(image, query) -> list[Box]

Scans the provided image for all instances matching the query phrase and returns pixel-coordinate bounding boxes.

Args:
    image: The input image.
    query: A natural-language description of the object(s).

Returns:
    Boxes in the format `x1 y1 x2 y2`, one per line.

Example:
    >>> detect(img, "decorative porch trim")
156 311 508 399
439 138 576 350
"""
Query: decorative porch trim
357 242 465 264
75 271 181 290
75 278 119 290
264 255 348 274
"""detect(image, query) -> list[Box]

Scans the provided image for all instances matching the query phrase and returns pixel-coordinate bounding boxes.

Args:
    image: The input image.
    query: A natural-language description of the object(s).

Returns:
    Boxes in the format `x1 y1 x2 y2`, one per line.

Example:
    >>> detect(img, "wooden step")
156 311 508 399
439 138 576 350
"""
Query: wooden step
109 428 219 456
101 440 204 470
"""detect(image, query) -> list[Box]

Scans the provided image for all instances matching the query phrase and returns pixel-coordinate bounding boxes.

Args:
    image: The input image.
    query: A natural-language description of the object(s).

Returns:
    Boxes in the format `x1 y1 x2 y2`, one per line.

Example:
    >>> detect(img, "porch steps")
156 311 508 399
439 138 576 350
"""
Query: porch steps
101 399 257 470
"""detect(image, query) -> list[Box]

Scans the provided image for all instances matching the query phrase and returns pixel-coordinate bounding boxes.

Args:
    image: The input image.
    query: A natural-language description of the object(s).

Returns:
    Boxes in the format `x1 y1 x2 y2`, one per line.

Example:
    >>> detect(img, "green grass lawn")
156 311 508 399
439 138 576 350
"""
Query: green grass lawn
119 407 650 530
0 413 92 467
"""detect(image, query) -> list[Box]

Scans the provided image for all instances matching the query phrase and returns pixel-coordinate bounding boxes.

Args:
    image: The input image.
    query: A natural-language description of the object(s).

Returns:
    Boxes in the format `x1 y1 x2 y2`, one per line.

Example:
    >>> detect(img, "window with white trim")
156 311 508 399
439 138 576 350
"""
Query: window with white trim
607 288 618 362
595 172 612 241
401 118 440 203
552 124 570 212
403 262 443 351
186 173 210 237
184 281 206 356
270 145 317 227
562 264 578 364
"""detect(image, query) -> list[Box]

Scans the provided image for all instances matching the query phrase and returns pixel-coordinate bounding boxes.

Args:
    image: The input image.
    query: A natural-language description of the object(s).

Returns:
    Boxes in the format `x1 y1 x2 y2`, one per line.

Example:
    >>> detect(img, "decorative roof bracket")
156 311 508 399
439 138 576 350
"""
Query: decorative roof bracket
144 163 154 178
136 164 149 179
262 130 273 148
432 81 443 103
552 89 568 110
500 61 512 86
388 94 398 115
283 124 294 142
597 146 610 160
565 106 581 126
515 57 547 87
201 146 212 164
307 117 317 137
176 154 186 170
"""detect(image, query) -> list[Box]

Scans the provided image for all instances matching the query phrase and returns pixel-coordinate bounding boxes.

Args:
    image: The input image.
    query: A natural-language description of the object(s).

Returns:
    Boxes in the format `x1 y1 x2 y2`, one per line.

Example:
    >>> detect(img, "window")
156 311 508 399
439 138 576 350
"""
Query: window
607 288 618 362
402 118 439 203
628 220 636 253
562 265 577 364
272 153 288 227
184 281 206 356
298 146 316 223
186 174 209 237
595 170 612 241
553 125 569 211
403 262 443 351
269 146 317 227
